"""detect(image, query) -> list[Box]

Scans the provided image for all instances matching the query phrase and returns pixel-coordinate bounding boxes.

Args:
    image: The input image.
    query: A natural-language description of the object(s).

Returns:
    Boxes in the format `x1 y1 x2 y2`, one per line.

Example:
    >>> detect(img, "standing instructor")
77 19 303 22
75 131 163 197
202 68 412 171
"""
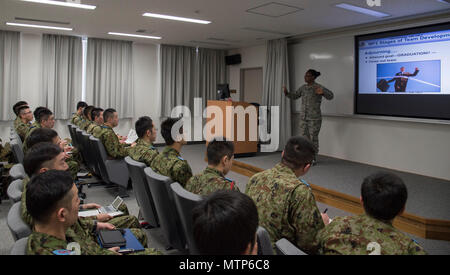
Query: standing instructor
283 69 334 164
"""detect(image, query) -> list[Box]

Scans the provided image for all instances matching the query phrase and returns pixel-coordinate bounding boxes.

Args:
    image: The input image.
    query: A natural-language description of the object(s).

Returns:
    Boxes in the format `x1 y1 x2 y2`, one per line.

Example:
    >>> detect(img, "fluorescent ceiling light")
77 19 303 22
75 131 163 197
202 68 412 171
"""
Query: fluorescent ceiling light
335 3 390 18
143 12 211 24
21 0 96 10
6 22 72 31
108 32 162 40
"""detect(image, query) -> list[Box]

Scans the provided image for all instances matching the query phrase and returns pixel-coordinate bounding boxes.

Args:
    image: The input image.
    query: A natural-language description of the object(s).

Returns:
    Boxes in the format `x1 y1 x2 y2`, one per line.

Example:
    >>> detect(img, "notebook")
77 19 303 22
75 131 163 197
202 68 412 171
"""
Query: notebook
78 196 124 218
125 129 138 144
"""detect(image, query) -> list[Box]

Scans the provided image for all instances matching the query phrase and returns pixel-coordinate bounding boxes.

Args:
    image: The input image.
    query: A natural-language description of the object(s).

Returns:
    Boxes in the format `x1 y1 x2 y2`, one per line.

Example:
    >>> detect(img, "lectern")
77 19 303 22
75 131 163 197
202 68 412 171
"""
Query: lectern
206 100 258 155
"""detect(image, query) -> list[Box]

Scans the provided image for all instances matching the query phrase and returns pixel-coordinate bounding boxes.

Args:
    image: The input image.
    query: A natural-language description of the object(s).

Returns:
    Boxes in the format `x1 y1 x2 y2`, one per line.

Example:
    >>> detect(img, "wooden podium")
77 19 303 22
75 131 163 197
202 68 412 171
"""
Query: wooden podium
206 100 258 155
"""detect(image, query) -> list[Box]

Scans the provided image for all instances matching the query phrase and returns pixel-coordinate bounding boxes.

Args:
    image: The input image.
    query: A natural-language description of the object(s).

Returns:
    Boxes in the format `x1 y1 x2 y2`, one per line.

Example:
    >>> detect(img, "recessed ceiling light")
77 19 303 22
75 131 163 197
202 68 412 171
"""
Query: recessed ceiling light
108 32 161 40
21 0 96 10
143 12 211 24
335 3 390 18
6 22 72 31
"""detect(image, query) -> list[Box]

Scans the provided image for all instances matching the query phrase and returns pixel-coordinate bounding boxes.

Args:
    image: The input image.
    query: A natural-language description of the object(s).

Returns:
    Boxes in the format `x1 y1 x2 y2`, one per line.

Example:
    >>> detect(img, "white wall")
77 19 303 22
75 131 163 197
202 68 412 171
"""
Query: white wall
228 44 267 102
287 17 450 180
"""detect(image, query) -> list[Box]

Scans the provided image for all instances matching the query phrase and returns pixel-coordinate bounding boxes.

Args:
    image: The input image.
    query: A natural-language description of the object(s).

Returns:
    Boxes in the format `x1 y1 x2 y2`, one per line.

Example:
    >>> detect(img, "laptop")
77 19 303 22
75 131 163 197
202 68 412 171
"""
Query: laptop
78 196 124 218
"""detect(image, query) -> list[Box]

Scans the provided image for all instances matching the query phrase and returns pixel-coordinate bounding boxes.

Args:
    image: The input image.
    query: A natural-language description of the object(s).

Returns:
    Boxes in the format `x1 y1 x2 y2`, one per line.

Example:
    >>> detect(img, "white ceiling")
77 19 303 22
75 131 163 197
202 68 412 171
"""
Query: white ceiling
1 0 450 49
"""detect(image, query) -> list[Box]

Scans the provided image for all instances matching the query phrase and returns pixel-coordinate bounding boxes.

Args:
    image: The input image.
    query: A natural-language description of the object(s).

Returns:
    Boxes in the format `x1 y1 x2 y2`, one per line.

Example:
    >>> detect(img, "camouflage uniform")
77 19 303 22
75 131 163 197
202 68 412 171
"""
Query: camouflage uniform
185 167 240 196
71 113 81 125
21 177 142 232
245 162 324 254
317 214 427 255
86 121 102 135
0 139 13 165
27 219 161 255
151 146 192 187
92 123 103 138
22 121 42 154
286 83 333 152
127 138 159 167
14 117 32 142
98 125 130 159
78 119 91 132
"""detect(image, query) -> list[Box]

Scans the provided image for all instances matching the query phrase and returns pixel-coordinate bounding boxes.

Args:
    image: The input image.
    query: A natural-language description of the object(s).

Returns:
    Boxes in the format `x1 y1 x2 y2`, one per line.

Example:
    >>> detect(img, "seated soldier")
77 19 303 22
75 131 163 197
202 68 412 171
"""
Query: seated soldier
185 137 239 195
12 101 28 133
86 107 103 135
97 108 133 158
192 190 258 255
317 172 427 255
26 170 161 255
245 136 329 254
79 105 94 131
15 105 34 142
71 101 87 126
25 128 79 179
128 116 159 167
23 107 55 153
21 143 144 235
151 117 192 187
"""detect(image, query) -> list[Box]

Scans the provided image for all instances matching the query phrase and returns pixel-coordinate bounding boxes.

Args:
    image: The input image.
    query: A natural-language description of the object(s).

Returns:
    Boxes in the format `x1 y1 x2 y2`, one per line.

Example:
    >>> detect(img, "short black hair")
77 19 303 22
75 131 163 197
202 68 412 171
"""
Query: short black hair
33 107 47 122
135 116 154 138
192 190 259 255
83 105 95 120
306 69 321 79
36 107 53 123
76 101 88 110
207 137 234 165
281 136 316 169
24 142 62 176
25 128 58 151
161 117 182 145
17 105 31 117
13 101 28 116
91 107 103 121
103 108 116 123
26 170 74 224
361 172 408 221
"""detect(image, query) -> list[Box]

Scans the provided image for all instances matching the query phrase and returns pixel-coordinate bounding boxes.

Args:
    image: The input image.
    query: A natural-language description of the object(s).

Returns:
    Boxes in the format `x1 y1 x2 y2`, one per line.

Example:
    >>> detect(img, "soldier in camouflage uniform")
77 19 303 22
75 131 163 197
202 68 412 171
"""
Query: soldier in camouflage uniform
79 105 95 131
98 108 133 159
14 105 34 141
128 116 159 166
283 69 333 162
317 172 427 255
23 107 55 154
21 143 142 233
71 101 87 126
86 107 104 135
186 138 239 196
151 117 192 187
245 136 329 254
26 170 161 255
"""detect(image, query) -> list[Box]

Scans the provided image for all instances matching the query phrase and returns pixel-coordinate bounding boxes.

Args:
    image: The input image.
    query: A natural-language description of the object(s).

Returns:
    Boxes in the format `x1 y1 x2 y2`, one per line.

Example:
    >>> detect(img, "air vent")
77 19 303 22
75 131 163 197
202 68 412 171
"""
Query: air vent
190 40 231 47
15 17 70 25
246 2 303 17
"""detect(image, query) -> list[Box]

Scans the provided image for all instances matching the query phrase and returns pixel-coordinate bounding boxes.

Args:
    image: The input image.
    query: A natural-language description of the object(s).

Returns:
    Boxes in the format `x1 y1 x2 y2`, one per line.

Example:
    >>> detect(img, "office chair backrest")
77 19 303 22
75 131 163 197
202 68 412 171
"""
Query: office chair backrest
275 238 307 255
145 167 186 251
170 182 202 254
10 139 24 164
9 164 26 180
89 136 110 182
7 179 24 203
10 237 29 255
256 226 274 255
124 156 159 228
7 202 32 241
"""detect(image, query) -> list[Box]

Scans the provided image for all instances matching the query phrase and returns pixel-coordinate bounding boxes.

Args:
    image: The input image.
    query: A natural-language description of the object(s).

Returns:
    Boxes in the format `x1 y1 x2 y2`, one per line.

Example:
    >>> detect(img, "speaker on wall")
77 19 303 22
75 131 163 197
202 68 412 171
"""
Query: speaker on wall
225 54 241 65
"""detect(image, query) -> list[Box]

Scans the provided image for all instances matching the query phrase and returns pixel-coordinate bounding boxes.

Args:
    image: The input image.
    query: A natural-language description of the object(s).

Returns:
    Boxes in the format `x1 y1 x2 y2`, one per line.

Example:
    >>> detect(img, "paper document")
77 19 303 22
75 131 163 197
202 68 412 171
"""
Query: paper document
125 129 138 144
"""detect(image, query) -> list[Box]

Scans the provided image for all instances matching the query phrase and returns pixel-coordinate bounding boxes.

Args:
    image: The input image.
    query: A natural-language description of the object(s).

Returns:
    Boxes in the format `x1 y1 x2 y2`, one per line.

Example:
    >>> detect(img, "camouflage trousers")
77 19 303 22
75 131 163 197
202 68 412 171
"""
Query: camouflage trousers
298 119 322 153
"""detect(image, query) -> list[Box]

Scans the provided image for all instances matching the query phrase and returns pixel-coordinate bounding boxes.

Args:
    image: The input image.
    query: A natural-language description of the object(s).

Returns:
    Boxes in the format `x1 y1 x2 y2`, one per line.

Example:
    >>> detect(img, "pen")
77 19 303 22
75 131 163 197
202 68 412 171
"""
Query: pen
323 208 328 214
